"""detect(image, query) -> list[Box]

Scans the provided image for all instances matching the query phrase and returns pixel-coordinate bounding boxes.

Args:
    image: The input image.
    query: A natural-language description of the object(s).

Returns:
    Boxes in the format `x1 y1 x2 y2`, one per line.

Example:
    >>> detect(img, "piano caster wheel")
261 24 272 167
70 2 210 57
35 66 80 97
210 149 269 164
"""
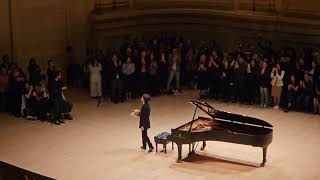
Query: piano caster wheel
200 147 205 151
260 162 265 167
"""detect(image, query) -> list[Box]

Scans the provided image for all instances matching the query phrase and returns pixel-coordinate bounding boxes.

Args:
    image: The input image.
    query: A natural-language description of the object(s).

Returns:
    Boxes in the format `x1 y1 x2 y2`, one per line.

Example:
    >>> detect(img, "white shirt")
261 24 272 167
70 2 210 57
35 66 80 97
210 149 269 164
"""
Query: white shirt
89 63 102 82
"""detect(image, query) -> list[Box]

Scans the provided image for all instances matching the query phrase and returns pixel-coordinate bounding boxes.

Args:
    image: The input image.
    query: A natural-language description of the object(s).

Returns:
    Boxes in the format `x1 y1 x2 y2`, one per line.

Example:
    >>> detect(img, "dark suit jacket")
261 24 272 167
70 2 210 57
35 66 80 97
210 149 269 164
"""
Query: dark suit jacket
139 103 150 129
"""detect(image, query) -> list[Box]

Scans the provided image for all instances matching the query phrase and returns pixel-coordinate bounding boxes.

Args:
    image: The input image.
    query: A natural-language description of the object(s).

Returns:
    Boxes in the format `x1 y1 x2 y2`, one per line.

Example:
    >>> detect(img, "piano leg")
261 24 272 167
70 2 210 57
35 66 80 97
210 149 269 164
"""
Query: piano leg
201 141 206 151
177 144 182 162
261 147 267 167
188 143 195 157
164 144 167 154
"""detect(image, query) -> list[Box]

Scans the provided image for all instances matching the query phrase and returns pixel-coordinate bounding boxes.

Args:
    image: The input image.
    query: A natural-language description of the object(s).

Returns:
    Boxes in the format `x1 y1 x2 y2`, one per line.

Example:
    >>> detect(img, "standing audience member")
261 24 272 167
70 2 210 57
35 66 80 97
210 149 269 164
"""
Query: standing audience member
197 54 208 99
310 61 319 113
314 79 320 114
2 54 12 71
208 53 221 99
110 53 123 103
234 56 247 102
0 67 9 112
220 58 231 101
9 70 25 117
184 50 196 89
47 60 56 84
166 48 182 95
158 52 168 94
259 62 270 108
137 50 148 95
284 75 300 112
271 63 285 109
148 52 159 96
122 57 135 101
88 58 102 98
297 73 313 112
23 83 34 118
246 60 259 104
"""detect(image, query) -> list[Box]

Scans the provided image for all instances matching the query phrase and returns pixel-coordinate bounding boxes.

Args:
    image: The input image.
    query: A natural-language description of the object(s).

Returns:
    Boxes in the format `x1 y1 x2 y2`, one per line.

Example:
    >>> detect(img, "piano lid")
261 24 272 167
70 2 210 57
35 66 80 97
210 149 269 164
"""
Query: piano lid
190 101 273 128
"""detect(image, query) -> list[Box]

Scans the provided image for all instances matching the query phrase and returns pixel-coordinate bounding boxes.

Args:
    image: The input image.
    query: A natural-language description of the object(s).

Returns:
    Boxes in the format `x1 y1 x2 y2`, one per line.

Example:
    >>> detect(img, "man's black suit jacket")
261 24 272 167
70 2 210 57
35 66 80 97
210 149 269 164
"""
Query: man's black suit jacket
139 103 150 129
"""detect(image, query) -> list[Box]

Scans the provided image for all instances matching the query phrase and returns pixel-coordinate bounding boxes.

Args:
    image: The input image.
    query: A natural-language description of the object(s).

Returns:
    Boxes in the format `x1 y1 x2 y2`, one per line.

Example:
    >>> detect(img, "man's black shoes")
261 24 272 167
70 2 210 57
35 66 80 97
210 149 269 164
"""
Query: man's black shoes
64 114 73 120
148 147 154 153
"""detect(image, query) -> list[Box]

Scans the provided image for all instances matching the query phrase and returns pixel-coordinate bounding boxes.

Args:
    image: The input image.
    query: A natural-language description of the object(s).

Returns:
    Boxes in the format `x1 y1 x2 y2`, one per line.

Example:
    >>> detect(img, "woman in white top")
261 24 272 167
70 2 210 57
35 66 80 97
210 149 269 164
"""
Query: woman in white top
271 63 285 109
89 59 102 98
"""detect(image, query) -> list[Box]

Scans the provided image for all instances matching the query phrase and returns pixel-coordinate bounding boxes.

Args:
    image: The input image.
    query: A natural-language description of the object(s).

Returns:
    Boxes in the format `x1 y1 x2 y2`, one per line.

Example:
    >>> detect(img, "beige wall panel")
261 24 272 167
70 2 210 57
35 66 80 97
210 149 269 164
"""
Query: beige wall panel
0 0 11 56
12 0 67 70
66 0 95 63
7 0 95 70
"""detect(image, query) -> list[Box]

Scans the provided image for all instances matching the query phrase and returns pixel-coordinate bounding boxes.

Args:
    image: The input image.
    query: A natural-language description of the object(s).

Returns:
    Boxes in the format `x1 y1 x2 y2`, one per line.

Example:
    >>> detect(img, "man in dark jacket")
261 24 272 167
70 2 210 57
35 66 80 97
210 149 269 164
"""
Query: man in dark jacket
48 71 73 125
49 71 65 125
139 94 154 152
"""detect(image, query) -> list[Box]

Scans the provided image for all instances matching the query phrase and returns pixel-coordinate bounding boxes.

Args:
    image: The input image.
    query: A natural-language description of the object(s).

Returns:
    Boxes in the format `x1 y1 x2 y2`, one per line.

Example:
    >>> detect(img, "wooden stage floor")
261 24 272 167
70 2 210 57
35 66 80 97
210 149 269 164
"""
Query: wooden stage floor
0 90 319 180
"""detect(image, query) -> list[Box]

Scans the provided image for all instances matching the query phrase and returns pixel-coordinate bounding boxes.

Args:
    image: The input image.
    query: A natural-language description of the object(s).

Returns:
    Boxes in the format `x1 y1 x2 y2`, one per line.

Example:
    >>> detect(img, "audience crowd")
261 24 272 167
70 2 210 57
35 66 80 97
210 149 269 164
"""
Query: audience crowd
82 34 320 114
0 33 319 124
0 55 73 125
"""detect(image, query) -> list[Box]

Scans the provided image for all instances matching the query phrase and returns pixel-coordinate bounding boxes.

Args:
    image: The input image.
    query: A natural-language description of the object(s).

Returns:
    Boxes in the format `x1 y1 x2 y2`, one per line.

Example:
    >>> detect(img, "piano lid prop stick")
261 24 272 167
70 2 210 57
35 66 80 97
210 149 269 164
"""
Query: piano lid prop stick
188 106 198 133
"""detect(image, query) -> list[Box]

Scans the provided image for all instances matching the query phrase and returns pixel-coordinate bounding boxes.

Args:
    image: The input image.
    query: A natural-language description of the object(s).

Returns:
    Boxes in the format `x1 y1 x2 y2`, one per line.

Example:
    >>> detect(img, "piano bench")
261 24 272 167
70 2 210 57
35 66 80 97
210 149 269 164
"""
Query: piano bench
154 132 174 154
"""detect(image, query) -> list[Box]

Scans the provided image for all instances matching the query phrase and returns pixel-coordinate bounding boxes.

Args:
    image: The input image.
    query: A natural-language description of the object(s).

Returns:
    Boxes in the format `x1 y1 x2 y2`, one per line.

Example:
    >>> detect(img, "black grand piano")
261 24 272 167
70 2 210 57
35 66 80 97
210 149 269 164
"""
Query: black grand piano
171 101 273 166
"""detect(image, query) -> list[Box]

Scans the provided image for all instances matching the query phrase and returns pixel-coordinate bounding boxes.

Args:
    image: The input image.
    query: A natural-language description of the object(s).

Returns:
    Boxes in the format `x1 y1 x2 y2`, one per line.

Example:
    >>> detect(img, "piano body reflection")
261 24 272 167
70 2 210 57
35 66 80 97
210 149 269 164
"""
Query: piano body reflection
171 101 273 166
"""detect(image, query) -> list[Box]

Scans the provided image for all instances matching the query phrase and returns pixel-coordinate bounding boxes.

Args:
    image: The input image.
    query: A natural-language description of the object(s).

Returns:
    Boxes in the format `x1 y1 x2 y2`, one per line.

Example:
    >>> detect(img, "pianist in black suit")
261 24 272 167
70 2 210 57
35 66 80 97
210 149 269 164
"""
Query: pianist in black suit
139 94 154 152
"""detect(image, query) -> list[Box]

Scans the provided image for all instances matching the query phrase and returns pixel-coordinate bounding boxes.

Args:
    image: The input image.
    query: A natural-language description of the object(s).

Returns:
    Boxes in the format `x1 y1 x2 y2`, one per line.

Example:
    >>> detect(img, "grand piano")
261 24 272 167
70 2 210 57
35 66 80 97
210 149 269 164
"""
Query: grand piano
171 101 273 166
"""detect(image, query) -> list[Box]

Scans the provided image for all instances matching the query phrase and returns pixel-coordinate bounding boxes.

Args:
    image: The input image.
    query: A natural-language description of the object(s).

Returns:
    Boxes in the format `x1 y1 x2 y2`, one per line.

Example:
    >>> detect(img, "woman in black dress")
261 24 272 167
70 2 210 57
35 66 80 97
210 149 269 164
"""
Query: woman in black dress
197 54 208 99
221 59 231 101
9 70 25 117
158 51 168 94
110 53 124 103
246 59 259 104
208 51 221 99
284 74 300 112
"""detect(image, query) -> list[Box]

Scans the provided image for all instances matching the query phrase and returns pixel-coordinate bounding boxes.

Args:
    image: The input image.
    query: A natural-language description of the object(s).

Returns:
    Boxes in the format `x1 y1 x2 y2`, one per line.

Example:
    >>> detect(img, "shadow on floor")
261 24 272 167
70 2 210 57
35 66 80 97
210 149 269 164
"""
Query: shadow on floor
170 153 258 175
